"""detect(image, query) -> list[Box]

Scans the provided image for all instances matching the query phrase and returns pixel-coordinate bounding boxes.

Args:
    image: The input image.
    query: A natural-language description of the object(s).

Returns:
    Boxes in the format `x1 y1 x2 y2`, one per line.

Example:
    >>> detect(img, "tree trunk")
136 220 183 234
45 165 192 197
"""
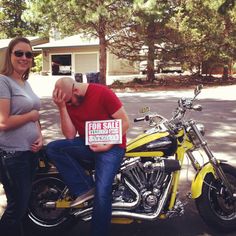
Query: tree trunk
99 16 107 85
222 65 229 80
146 19 156 83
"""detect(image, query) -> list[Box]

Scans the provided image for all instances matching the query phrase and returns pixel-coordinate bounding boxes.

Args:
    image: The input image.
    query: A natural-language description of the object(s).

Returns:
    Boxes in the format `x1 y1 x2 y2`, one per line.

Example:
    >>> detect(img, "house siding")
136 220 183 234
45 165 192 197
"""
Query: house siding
42 46 139 75
108 52 138 75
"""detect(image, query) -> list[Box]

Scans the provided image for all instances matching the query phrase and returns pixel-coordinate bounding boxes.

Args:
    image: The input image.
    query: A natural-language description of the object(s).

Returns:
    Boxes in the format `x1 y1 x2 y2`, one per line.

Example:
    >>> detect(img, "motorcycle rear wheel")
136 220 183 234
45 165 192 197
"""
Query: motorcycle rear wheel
195 163 236 232
24 176 76 235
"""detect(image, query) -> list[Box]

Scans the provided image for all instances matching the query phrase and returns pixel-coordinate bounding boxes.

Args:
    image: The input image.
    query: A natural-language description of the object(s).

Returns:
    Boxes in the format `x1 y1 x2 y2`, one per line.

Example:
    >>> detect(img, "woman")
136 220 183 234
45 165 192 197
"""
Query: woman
0 37 43 236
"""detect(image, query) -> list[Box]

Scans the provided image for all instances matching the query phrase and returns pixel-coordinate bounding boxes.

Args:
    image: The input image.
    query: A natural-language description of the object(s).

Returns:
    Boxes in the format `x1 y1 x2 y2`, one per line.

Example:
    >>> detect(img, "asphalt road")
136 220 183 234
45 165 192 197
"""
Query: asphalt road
62 85 236 236
1 76 236 236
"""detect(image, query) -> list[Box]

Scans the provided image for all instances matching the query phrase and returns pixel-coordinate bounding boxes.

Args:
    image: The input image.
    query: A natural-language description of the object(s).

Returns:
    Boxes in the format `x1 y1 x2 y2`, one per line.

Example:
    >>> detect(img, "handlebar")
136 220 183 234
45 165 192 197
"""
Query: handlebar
134 116 149 122
134 85 203 126
134 114 166 123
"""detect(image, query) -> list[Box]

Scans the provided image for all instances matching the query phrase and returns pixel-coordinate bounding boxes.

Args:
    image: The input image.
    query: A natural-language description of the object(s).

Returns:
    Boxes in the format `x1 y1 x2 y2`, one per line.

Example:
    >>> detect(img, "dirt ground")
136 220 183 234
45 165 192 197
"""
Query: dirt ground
109 74 236 92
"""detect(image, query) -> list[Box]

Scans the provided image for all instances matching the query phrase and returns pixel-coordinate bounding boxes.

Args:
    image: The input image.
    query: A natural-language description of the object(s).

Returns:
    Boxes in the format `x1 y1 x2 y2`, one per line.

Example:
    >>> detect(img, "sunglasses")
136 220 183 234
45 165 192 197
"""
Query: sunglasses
66 84 75 105
12 50 33 59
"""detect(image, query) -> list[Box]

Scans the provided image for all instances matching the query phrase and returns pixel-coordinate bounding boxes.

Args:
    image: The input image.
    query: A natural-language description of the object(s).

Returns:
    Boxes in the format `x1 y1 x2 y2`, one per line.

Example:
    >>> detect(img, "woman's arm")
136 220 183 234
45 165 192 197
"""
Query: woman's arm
0 98 39 131
31 121 43 152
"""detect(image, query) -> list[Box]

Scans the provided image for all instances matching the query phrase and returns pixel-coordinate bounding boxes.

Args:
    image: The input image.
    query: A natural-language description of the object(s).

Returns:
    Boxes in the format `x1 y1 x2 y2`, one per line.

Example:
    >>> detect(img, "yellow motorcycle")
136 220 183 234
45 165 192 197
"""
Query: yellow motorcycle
26 85 236 234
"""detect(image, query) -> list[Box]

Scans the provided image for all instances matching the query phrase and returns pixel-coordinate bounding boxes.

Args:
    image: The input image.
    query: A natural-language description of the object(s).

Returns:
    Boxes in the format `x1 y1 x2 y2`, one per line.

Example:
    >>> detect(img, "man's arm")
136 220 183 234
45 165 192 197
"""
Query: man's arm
52 88 77 139
112 106 130 136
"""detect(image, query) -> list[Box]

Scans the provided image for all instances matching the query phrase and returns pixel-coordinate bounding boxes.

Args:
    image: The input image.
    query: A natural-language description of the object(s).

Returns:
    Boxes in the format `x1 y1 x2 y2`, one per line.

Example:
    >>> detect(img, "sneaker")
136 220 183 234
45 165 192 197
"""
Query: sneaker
70 188 95 207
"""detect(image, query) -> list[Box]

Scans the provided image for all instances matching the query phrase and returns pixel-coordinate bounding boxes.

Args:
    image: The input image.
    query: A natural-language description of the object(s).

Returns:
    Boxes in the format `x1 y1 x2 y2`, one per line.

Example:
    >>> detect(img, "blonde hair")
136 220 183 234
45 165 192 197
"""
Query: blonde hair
1 37 32 80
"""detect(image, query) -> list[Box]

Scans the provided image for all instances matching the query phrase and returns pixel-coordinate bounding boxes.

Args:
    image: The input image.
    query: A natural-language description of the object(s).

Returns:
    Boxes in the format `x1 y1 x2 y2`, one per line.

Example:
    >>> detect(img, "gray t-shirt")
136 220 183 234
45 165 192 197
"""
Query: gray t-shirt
0 75 41 151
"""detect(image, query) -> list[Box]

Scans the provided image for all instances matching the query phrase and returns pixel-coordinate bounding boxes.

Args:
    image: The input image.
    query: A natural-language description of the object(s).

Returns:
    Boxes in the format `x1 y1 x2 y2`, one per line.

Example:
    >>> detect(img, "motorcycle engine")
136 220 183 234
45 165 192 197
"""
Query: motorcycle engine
114 157 180 212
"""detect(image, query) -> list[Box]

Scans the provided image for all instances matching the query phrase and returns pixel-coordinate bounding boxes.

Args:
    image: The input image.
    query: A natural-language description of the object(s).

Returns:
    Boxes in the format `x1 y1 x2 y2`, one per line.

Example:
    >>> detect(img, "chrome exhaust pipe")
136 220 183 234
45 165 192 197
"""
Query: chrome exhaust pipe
75 176 172 222
111 178 171 221
112 179 141 210
74 178 141 219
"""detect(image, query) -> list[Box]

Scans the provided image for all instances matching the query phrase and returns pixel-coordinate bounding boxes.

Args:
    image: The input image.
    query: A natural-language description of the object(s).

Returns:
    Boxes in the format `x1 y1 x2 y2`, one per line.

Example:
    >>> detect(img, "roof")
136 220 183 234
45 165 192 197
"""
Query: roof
0 37 42 50
34 34 99 49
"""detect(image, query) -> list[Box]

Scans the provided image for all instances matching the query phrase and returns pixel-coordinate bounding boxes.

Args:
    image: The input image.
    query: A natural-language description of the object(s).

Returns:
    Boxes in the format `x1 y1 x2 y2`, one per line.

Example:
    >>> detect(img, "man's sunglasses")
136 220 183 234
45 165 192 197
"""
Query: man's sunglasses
66 84 75 105
12 50 33 59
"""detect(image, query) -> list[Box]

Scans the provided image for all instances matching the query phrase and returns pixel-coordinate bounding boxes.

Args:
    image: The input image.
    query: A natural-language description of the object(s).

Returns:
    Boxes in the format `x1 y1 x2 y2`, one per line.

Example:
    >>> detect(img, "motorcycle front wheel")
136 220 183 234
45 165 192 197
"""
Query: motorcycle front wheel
195 163 236 232
24 176 76 235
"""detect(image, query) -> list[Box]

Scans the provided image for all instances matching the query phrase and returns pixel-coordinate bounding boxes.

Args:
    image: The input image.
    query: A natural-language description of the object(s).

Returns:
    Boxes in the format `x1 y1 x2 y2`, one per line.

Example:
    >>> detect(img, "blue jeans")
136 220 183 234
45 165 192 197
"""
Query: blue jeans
46 137 125 236
0 151 37 236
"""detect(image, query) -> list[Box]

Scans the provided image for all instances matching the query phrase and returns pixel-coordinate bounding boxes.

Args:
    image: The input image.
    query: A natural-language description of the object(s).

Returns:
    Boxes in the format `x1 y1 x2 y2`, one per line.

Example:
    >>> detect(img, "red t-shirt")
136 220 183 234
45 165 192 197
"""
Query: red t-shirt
67 84 126 148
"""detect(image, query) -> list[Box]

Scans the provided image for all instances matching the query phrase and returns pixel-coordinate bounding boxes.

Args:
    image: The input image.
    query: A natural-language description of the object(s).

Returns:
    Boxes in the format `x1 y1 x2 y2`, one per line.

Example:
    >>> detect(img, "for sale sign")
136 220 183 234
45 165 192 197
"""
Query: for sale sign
85 119 122 145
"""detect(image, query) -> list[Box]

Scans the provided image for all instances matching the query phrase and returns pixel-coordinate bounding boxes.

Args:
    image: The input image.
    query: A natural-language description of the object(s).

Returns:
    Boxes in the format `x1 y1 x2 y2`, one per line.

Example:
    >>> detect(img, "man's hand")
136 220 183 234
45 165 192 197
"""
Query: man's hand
89 144 113 152
52 88 67 108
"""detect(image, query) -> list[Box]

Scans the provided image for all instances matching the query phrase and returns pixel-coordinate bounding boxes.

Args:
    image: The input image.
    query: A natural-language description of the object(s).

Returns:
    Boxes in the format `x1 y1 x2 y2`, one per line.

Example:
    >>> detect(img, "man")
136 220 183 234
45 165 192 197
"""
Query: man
46 77 130 236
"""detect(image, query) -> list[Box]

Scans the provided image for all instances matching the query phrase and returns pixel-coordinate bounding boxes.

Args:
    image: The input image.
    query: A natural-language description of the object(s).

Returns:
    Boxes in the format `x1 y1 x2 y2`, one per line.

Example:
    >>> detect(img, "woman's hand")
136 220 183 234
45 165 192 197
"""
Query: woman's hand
29 110 40 122
89 144 113 152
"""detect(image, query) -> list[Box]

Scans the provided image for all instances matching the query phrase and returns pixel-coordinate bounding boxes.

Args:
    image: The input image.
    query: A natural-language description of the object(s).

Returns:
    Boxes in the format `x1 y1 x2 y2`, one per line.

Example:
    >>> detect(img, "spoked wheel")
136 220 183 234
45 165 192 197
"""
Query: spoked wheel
25 176 76 235
196 163 236 232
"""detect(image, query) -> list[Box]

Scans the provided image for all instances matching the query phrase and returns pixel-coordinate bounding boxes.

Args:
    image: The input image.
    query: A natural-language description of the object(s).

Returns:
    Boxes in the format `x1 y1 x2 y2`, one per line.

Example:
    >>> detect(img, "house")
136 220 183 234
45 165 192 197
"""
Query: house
33 34 139 76
0 37 48 71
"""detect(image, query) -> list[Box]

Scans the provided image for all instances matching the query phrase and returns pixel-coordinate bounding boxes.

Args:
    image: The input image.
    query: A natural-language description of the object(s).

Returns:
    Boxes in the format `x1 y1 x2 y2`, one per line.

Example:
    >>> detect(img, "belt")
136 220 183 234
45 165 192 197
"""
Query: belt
0 149 23 159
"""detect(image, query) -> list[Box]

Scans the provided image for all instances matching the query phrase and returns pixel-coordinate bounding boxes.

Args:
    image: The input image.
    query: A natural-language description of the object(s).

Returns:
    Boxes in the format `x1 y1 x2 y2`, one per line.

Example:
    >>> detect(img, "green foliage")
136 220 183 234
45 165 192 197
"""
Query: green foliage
26 0 133 84
25 0 130 38
23 0 62 37
0 0 40 37
168 0 236 72
2 0 236 81
233 62 236 71
132 78 144 84
111 80 124 87
218 0 235 14
109 0 180 82
31 54 42 73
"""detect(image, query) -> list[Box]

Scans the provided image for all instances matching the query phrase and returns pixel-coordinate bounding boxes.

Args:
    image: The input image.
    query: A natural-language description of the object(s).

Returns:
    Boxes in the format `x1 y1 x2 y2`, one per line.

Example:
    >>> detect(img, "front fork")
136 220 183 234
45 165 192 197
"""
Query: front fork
189 120 236 199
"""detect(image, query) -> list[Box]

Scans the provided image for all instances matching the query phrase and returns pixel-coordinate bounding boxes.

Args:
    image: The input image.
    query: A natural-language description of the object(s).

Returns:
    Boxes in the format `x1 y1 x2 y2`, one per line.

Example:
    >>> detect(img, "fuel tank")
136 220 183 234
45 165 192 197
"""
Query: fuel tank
125 131 177 158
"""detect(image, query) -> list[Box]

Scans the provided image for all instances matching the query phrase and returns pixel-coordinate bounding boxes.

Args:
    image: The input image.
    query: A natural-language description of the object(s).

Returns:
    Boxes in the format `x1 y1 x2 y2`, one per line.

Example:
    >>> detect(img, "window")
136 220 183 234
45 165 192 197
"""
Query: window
51 54 72 75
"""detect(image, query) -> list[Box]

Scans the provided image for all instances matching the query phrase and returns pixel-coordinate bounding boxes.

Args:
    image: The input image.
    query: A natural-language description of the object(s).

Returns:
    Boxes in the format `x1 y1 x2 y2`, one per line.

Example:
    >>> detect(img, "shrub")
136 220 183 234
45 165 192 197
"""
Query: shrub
32 54 42 73
112 80 124 87
132 78 144 84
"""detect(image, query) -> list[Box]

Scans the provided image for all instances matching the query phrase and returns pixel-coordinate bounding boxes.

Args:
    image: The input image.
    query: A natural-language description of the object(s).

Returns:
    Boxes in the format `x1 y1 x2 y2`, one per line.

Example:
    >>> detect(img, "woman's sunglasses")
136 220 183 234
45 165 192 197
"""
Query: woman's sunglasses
12 50 33 59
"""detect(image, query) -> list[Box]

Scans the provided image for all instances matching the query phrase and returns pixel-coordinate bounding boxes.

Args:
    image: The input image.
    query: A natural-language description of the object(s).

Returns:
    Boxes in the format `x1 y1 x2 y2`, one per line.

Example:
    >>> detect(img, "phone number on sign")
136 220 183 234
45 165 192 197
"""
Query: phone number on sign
88 134 119 142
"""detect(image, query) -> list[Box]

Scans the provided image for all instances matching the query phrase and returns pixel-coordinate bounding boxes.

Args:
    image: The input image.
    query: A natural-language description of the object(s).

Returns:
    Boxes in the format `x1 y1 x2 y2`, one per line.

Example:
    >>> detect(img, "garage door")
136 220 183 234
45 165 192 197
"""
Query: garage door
75 53 98 74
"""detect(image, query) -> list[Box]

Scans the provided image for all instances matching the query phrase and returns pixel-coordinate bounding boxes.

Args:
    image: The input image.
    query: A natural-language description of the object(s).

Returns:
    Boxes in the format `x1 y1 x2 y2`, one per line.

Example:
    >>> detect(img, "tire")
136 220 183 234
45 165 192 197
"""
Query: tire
24 176 76 236
195 163 236 233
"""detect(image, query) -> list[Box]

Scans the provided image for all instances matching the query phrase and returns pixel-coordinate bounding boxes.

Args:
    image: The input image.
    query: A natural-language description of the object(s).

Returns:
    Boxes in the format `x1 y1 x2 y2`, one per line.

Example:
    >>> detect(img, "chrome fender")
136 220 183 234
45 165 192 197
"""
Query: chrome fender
191 162 215 199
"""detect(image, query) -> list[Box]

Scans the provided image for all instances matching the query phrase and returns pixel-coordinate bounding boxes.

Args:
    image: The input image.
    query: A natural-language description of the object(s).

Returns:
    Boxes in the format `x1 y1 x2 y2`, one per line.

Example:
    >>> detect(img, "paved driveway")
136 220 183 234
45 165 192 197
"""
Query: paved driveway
1 75 236 236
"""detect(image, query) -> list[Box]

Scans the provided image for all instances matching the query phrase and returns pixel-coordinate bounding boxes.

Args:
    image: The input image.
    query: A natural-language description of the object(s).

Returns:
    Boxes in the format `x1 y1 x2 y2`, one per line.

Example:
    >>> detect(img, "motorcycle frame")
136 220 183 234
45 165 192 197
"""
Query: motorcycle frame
171 119 236 201
189 120 235 199
166 117 236 212
33 115 235 218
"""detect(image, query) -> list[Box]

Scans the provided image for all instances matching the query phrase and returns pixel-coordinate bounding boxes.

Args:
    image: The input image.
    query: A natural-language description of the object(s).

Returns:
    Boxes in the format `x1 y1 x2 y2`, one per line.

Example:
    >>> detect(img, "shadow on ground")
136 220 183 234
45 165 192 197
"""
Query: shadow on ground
1 90 236 236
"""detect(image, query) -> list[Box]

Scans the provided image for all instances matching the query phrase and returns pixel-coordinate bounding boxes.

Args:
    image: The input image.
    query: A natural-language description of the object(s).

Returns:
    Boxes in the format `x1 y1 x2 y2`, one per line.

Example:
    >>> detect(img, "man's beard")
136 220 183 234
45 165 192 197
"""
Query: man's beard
74 94 84 104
